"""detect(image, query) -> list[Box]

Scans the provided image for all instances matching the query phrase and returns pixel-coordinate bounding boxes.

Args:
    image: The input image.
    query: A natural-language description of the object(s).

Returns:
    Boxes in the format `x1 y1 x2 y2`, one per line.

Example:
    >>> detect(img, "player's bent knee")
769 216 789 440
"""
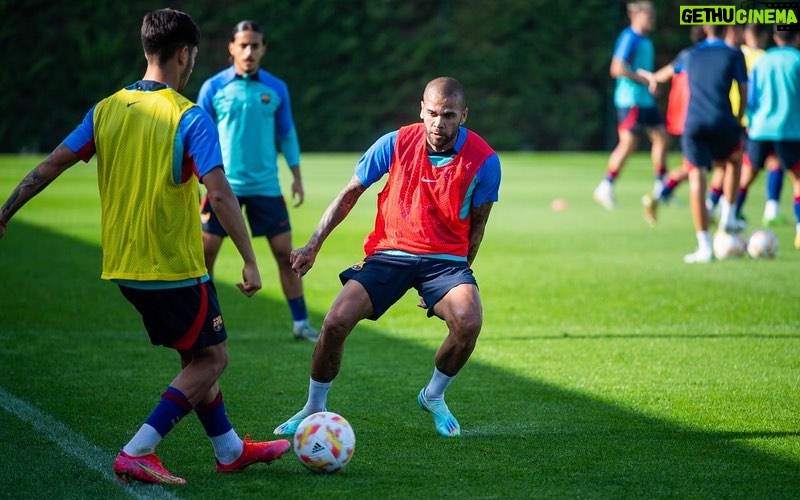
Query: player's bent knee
450 312 482 339
320 313 354 343
193 343 229 377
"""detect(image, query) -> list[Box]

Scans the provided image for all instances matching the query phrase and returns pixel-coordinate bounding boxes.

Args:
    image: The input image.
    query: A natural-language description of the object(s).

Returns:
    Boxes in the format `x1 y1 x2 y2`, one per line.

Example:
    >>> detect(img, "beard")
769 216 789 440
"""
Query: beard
426 129 456 151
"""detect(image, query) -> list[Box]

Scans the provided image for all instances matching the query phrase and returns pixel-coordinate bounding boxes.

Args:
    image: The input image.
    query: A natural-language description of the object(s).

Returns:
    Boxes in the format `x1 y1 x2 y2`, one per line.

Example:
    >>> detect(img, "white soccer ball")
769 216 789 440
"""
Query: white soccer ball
747 229 779 259
712 231 746 260
293 411 355 473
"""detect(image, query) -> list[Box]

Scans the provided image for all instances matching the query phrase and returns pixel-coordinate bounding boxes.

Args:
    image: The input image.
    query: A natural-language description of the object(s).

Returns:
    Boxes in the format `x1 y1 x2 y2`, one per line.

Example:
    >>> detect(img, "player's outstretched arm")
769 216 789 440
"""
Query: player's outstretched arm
202 167 262 296
0 144 79 239
290 174 367 277
466 202 494 266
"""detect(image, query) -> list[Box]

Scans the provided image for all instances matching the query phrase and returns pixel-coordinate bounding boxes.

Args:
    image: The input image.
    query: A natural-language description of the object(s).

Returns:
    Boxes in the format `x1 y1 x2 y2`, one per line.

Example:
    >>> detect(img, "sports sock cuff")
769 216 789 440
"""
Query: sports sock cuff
195 390 223 414
305 378 332 412
196 391 233 438
288 296 308 322
144 387 193 437
163 386 193 413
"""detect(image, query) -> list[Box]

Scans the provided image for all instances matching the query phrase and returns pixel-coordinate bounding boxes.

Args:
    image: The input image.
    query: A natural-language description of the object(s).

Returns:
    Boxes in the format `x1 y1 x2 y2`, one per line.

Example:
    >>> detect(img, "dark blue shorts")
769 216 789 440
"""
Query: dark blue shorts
616 106 664 133
748 140 800 173
681 124 742 169
338 253 478 320
119 280 227 350
201 195 290 238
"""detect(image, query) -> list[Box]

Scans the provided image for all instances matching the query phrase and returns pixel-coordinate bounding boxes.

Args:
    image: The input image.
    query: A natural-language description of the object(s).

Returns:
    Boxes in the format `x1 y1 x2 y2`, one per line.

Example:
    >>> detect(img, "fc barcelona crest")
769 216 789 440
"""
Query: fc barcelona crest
212 315 224 332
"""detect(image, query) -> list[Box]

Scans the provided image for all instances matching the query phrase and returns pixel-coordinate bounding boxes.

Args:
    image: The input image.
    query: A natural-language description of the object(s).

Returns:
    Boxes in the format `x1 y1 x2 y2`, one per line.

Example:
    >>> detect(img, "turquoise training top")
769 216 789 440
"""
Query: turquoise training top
747 45 800 141
612 27 656 109
197 67 300 197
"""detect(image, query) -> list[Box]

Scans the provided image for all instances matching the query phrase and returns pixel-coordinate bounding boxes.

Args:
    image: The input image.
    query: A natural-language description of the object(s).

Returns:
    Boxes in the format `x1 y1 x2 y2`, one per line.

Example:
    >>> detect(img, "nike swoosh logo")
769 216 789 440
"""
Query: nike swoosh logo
127 101 141 108
421 178 437 183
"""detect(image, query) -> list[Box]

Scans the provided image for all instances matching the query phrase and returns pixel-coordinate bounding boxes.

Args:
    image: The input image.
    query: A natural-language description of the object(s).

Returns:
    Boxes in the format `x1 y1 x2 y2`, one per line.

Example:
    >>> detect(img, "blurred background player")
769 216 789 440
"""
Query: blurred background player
637 26 706 224
706 23 780 229
671 25 747 263
594 0 668 210
746 28 800 249
198 20 318 342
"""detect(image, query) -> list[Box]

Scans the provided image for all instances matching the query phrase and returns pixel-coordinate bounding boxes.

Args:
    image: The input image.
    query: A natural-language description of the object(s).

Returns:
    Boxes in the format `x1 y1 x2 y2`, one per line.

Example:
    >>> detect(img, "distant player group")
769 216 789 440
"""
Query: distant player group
594 0 800 263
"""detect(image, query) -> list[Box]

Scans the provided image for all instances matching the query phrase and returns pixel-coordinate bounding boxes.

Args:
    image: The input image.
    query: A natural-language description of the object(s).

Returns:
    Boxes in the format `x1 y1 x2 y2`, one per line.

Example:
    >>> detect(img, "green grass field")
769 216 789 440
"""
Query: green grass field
1 151 799 499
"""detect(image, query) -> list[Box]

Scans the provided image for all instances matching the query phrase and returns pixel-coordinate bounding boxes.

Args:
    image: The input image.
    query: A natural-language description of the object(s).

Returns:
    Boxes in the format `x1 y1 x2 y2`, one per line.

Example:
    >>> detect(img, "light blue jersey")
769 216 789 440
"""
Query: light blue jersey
197 67 300 197
747 46 800 141
612 27 656 108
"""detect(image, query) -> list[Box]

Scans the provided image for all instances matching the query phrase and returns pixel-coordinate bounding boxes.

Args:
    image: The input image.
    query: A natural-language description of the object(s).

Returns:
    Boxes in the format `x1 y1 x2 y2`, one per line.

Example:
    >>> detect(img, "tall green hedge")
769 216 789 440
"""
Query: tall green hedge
0 0 696 153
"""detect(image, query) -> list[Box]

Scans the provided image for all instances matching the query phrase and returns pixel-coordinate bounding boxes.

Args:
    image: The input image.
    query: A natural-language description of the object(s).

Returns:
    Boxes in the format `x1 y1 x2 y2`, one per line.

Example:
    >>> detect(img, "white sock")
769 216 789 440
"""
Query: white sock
423 368 455 400
764 199 779 220
303 378 332 413
293 320 308 331
122 424 162 457
697 231 712 252
211 429 244 465
719 198 733 227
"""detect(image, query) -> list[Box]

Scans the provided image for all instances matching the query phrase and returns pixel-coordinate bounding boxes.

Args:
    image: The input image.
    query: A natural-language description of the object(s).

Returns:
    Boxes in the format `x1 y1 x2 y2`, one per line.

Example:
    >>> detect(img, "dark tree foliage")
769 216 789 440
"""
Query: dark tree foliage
0 0 696 152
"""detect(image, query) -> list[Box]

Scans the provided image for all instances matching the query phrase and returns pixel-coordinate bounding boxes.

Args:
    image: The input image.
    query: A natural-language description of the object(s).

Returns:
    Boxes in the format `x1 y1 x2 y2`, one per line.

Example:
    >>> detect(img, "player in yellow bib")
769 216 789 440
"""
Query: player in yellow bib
0 8 290 485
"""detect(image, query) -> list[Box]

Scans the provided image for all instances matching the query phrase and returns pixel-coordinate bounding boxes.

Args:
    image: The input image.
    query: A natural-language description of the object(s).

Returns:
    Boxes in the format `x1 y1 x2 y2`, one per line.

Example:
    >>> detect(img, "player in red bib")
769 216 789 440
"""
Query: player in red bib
273 77 501 438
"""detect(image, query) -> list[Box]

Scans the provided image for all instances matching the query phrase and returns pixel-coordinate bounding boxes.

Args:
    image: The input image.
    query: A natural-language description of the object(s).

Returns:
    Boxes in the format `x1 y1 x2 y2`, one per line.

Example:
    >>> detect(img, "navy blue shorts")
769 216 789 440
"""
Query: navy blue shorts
201 195 290 238
616 106 664 134
338 253 478 320
681 124 742 169
748 140 800 173
119 280 227 350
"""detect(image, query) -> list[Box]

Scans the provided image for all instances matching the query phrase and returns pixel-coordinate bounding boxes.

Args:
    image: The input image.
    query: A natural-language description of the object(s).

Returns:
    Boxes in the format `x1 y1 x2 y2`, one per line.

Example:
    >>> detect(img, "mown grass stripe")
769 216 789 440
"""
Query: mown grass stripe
0 386 180 500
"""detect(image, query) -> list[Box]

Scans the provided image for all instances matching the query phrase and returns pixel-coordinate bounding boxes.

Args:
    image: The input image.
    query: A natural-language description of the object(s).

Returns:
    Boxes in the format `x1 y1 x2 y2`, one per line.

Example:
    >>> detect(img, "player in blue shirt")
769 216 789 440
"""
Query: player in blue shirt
676 26 747 263
745 28 800 249
594 1 669 211
198 20 318 342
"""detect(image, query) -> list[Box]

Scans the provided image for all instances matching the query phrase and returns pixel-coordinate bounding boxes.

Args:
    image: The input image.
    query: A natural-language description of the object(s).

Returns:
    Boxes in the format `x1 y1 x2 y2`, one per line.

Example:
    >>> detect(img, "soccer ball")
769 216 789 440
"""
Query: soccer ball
293 411 355 473
712 231 746 260
746 229 779 259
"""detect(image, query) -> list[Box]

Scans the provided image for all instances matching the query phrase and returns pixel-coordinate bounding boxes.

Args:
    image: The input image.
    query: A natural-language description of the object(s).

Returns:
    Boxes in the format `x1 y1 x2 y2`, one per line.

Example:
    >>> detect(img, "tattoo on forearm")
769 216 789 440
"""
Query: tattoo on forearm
467 203 493 265
308 180 366 249
2 169 51 219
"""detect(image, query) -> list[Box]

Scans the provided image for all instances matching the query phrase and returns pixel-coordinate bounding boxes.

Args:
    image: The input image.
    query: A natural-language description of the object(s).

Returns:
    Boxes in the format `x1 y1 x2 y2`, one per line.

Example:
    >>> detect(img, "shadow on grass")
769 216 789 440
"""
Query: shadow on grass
1 222 799 499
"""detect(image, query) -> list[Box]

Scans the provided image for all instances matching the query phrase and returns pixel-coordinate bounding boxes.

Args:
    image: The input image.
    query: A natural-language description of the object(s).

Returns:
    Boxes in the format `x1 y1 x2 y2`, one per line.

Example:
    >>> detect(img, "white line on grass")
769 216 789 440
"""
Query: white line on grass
0 386 180 500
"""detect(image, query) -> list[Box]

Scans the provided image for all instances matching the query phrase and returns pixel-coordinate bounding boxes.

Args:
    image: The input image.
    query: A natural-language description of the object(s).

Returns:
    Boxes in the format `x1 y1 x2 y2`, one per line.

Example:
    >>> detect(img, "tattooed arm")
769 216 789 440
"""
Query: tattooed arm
0 144 80 239
466 201 494 266
290 174 368 277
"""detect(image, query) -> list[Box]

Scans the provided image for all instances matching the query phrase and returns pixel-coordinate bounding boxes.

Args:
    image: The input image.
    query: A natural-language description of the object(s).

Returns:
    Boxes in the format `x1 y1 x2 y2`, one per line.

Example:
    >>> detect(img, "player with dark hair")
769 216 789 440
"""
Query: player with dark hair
746 28 800 248
198 20 318 342
273 77 501 438
673 25 747 263
0 8 290 485
594 0 669 210
707 23 776 228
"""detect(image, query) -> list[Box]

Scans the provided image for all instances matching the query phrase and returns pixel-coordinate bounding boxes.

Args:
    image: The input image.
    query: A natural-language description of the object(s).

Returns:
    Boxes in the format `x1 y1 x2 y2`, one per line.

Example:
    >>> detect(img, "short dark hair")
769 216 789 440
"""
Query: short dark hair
708 25 727 38
141 8 200 66
774 27 799 45
690 25 706 44
231 20 264 41
424 77 466 108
